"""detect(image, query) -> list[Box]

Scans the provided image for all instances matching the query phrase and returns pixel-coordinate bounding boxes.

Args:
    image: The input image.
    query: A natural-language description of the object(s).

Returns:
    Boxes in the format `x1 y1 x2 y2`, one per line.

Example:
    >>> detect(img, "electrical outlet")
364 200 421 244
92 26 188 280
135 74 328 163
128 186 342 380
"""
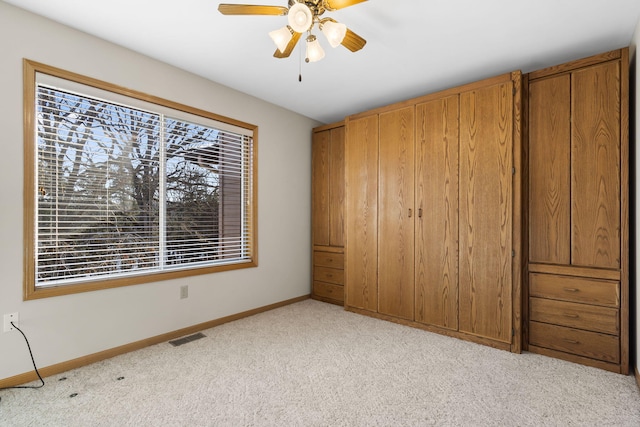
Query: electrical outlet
180 285 188 299
3 312 19 332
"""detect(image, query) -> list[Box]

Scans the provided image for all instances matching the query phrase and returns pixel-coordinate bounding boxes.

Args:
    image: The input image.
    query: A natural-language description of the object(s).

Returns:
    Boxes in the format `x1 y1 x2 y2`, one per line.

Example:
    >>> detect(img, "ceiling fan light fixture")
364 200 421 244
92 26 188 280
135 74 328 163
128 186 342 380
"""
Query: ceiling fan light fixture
269 25 293 53
305 34 325 63
217 1 368 61
288 2 313 33
321 20 347 48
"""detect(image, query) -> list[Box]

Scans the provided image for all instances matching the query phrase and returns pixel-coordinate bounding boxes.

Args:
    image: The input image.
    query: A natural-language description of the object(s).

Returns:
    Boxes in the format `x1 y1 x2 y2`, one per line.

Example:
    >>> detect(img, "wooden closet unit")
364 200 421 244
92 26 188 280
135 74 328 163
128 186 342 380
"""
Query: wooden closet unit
526 48 629 373
312 122 345 305
345 72 524 352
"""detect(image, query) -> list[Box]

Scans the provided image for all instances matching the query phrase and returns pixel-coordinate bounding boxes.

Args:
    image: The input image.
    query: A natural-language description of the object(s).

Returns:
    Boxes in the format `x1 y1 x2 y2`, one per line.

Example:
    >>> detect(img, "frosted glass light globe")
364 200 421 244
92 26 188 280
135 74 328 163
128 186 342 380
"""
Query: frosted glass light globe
305 34 325 63
269 26 293 53
288 3 313 33
321 20 347 48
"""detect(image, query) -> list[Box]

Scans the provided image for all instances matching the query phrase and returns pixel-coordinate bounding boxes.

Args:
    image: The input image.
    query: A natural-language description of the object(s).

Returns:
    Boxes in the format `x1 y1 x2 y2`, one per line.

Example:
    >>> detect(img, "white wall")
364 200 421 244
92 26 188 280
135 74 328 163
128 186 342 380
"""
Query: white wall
632 15 640 379
0 2 319 381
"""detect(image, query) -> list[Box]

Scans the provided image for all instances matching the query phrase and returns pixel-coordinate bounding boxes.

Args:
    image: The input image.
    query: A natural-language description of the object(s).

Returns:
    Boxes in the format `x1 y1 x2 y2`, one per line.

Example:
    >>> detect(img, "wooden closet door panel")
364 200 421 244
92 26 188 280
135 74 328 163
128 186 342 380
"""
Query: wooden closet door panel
378 107 415 320
529 75 571 264
415 96 459 329
345 115 379 312
571 61 621 269
312 130 330 246
329 127 345 247
459 82 513 343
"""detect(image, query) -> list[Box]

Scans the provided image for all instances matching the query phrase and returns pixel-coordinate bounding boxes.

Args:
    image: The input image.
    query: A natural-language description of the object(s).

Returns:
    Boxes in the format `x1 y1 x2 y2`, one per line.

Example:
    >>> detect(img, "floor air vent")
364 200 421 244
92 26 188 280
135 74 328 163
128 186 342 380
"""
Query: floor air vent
169 332 206 347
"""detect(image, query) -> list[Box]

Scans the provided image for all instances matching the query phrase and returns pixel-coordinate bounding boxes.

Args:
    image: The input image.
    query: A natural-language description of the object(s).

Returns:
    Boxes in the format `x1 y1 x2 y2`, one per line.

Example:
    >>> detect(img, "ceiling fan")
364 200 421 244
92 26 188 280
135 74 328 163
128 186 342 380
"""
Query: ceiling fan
218 0 367 63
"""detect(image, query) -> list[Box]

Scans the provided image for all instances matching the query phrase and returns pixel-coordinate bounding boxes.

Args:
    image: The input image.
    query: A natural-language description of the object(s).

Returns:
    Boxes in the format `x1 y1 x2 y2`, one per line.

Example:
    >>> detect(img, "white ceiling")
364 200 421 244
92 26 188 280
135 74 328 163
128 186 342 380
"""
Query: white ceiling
4 0 640 124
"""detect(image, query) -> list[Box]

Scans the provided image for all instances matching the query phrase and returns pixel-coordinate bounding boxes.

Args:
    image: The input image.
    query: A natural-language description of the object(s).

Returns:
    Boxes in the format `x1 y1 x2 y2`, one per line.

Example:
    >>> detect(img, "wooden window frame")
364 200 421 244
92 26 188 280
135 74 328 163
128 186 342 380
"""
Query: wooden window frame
23 59 258 300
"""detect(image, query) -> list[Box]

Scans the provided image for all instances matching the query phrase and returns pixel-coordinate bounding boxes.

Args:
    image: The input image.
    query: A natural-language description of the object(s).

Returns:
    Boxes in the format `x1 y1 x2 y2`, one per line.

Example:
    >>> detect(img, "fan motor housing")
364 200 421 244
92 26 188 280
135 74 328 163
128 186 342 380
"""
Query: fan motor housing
289 0 326 16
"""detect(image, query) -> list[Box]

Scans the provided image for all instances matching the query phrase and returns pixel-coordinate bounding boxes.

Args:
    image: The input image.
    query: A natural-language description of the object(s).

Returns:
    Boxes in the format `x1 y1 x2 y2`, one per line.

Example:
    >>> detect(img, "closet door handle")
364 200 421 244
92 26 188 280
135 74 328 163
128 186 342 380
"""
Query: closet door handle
408 208 412 218
418 208 423 218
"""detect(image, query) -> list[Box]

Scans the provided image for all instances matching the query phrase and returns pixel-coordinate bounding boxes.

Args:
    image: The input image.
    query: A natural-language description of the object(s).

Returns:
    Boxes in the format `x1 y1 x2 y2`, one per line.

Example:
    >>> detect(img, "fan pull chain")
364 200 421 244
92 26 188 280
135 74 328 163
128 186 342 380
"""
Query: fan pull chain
299 43 302 82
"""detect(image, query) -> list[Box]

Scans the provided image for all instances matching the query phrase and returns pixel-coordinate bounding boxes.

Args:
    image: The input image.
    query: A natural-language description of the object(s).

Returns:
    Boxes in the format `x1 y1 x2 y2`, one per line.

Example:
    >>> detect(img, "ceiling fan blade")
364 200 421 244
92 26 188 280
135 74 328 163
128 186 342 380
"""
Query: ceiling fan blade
274 31 302 58
323 0 367 11
218 4 288 15
341 28 367 52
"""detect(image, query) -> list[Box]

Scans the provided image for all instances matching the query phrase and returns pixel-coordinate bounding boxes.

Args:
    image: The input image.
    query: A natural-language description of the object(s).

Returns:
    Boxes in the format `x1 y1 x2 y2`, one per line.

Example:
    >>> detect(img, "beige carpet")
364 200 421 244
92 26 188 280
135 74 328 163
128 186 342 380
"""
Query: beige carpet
2 299 639 426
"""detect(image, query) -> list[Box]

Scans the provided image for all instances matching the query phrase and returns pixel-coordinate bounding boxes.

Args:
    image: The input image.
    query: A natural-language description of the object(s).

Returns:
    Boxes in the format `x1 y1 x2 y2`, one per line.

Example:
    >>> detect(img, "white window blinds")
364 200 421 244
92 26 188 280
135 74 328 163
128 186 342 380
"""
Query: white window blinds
34 73 254 287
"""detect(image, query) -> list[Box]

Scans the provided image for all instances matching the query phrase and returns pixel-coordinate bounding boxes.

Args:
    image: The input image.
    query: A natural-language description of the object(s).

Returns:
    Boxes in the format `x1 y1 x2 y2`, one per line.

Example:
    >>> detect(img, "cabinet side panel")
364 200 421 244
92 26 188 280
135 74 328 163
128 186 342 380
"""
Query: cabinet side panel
312 130 330 246
345 116 379 312
571 61 621 269
459 82 513 343
529 75 571 264
415 96 459 330
378 107 415 320
329 126 345 247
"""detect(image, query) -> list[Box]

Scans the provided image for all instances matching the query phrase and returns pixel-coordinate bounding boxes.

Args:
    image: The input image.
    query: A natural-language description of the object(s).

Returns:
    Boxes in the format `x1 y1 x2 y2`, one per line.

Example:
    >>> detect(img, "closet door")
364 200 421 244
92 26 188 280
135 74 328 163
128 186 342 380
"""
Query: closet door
378 107 415 320
571 61 621 269
528 75 571 264
415 96 459 329
459 82 513 343
329 126 346 247
312 130 331 246
345 114 379 312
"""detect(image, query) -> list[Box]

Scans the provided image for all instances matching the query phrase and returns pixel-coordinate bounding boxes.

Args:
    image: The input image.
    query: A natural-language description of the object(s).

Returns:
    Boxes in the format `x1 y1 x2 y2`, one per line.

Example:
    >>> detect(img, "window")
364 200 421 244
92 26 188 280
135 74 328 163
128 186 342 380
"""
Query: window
23 60 257 299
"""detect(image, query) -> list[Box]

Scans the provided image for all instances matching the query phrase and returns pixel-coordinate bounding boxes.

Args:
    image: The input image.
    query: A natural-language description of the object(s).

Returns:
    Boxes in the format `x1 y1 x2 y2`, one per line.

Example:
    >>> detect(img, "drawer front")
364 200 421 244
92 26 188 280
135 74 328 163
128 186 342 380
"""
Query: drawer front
313 281 344 301
529 273 619 307
314 251 344 269
530 298 619 335
314 266 344 285
529 321 619 363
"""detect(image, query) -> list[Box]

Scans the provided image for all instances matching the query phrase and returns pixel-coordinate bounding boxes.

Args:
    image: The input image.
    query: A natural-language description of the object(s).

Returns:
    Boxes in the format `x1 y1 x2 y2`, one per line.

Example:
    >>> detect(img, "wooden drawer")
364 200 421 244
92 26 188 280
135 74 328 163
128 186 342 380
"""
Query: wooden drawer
529 273 619 307
530 298 619 335
314 266 344 285
313 281 344 301
529 321 619 364
313 251 344 269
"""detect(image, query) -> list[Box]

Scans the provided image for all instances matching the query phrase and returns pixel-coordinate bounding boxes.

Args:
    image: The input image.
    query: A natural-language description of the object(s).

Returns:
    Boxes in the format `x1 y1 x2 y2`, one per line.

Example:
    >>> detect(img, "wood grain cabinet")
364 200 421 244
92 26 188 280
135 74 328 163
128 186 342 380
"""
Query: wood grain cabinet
312 122 345 305
345 72 524 352
526 48 629 373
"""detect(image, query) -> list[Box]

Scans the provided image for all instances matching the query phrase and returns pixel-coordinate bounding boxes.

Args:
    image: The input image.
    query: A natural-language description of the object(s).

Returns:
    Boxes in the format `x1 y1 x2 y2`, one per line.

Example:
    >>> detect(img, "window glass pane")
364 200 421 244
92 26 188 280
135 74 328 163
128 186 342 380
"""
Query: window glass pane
164 118 221 266
36 86 161 285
